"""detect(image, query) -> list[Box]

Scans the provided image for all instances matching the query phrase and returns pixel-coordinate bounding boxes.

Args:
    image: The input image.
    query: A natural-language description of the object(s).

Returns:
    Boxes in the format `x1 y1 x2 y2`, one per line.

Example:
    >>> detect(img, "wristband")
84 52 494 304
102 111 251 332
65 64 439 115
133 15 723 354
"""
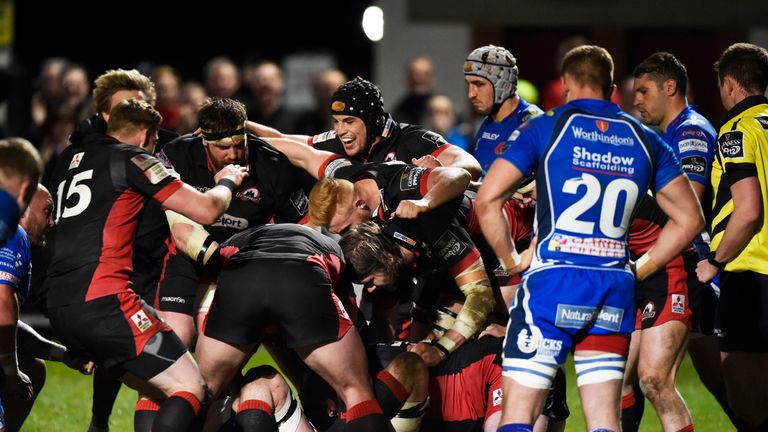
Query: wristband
708 252 727 270
635 252 661 281
216 178 237 193
435 337 457 359
499 250 521 273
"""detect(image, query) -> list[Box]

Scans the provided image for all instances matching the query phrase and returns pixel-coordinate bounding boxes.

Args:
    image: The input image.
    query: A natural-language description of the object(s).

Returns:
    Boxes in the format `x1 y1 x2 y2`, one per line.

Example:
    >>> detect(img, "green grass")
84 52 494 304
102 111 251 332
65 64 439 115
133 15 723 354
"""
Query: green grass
24 350 733 431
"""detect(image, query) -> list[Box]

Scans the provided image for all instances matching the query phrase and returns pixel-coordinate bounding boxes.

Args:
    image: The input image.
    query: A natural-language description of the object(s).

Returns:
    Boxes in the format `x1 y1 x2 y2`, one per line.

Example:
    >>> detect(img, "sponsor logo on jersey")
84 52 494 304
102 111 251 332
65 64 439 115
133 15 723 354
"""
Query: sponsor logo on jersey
0 271 19 286
594 306 624 331
573 126 635 146
290 190 309 215
671 294 685 314
392 231 417 247
130 153 157 171
572 146 635 175
434 231 468 261
555 304 623 331
324 157 353 178
718 131 744 158
311 130 337 144
399 167 425 191
481 132 500 140
492 389 503 407
678 138 709 154
596 120 609 133
69 152 85 170
642 301 656 320
681 156 706 175
145 163 172 184
548 234 626 258
421 131 446 145
235 187 261 203
212 213 249 229
161 296 186 304
681 128 707 138
494 141 510 155
755 116 768 130
509 130 521 142
130 310 152 332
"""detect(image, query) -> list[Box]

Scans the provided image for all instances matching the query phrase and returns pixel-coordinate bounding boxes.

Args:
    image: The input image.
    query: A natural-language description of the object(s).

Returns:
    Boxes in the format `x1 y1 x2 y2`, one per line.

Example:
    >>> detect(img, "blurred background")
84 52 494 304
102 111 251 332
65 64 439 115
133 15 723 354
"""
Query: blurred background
1 0 767 152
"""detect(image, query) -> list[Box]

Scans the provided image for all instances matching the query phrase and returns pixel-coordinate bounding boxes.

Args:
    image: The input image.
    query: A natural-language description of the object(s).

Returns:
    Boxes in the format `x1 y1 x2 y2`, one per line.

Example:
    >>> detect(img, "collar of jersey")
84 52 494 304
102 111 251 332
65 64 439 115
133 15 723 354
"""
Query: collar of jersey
566 98 621 115
722 95 768 127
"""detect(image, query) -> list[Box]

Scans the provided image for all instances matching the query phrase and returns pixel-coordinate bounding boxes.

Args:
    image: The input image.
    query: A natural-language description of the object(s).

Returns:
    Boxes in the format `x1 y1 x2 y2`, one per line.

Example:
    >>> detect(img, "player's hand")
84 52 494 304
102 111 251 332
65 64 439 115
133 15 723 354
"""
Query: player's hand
412 155 442 169
696 259 719 283
214 164 249 188
62 351 94 375
467 180 482 192
479 323 506 338
393 199 430 219
407 342 444 367
2 369 33 400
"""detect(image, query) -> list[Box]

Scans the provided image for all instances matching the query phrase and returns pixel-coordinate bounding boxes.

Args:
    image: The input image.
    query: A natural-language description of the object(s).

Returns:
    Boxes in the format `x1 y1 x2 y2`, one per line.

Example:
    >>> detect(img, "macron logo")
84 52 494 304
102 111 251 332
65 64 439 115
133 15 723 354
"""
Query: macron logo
572 126 635 146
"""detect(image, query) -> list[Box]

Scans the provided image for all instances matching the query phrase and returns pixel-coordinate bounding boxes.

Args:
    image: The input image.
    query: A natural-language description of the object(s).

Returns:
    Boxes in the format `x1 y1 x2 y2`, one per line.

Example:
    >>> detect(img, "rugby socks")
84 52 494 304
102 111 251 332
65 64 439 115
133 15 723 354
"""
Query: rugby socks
497 424 533 432
133 399 160 432
152 391 201 432
676 425 694 432
374 369 409 417
345 399 388 432
620 381 645 432
235 399 276 431
91 368 122 430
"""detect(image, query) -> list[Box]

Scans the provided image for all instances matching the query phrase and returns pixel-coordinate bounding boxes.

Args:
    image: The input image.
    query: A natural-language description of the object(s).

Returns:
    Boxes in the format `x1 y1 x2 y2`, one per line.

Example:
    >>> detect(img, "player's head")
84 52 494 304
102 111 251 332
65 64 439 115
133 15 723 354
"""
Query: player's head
339 221 411 293
20 184 54 247
308 177 370 233
0 138 43 245
330 77 386 157
199 97 248 171
632 52 688 126
107 98 162 153
463 45 519 115
714 43 768 110
514 175 537 207
93 69 157 120
561 45 614 100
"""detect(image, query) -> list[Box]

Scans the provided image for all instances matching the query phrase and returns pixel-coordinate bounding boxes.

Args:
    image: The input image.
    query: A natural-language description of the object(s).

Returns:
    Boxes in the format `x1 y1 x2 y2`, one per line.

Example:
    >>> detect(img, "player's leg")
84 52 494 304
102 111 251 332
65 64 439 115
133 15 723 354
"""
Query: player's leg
377 352 429 432
620 329 644 432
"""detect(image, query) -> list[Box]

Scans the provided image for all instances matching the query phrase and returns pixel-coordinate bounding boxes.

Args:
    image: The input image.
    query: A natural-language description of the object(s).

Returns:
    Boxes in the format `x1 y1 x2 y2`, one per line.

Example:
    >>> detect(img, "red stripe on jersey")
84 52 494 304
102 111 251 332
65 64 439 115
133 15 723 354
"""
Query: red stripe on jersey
427 352 499 422
431 144 452 158
219 245 241 266
306 253 344 285
449 249 482 277
86 189 145 301
297 213 310 225
153 179 183 202
317 155 343 179
154 237 177 309
116 291 168 356
419 168 433 197
307 136 314 147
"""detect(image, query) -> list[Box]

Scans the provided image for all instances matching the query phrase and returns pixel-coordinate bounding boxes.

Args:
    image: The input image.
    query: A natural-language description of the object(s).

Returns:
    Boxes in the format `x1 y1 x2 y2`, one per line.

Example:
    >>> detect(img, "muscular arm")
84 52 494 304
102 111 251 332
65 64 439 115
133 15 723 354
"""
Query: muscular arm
690 181 705 202
0 285 20 378
435 145 483 180
245 120 310 143
711 176 762 262
254 135 337 180
646 175 706 268
422 166 471 209
474 159 525 271
161 164 248 225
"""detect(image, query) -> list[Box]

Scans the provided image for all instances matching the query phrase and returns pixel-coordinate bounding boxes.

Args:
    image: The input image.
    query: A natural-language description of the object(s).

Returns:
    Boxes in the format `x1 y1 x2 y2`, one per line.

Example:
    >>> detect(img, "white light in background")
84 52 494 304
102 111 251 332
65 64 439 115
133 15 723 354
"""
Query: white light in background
362 6 384 42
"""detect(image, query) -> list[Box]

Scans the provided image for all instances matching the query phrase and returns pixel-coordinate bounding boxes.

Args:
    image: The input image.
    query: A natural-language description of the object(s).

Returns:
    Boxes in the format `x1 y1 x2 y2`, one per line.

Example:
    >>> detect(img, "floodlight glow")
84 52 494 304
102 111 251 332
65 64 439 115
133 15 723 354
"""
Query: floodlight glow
362 6 384 42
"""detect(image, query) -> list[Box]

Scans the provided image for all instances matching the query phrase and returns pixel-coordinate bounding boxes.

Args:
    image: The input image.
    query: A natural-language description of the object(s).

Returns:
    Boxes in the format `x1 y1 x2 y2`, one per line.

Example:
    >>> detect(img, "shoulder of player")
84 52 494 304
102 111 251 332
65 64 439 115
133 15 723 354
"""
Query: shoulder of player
159 133 202 161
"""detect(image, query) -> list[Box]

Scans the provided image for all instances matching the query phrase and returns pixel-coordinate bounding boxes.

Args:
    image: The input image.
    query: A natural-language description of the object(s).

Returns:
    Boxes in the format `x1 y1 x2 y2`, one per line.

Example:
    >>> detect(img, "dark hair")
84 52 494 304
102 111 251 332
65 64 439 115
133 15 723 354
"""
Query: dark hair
561 45 614 98
198 97 247 136
714 43 768 95
339 221 403 281
633 52 688 96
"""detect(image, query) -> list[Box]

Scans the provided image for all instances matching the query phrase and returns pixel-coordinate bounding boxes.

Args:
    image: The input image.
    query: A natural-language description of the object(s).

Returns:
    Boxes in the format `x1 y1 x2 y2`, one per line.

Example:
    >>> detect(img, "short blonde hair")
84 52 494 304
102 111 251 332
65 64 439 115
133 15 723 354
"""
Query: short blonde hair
308 177 352 227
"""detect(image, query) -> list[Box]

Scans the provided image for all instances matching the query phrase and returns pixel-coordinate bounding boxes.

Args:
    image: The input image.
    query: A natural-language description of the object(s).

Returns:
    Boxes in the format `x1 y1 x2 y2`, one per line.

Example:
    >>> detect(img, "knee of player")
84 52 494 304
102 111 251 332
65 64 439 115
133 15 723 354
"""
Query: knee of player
240 366 290 408
637 369 669 401
387 352 428 394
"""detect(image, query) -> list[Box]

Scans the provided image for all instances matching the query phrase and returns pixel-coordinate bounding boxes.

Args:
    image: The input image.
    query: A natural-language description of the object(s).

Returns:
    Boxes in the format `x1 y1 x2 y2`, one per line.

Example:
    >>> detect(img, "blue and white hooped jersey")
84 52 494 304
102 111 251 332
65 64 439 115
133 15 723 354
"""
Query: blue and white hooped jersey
500 99 682 270
0 225 31 303
662 105 716 187
474 97 543 174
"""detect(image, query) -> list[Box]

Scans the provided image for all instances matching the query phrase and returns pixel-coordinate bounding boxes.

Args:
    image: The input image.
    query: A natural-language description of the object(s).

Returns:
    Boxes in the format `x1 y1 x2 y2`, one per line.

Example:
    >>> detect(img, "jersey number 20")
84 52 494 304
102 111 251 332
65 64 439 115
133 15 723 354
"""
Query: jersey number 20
55 170 94 223
555 173 639 238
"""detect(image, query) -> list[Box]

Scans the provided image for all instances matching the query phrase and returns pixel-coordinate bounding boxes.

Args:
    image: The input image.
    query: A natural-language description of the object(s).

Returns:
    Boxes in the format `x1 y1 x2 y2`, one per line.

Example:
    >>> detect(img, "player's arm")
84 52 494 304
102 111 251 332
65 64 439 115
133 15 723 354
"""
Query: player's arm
638 175 705 280
244 120 310 143
165 210 219 265
413 144 483 181
474 158 526 273
161 164 248 225
0 285 32 396
393 166 471 219
16 321 93 374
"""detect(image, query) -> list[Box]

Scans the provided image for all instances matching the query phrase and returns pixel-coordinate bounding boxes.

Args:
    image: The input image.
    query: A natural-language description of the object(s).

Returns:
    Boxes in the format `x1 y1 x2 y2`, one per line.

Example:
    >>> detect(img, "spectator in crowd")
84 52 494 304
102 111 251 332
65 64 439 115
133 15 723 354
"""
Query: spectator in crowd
296 68 348 134
393 56 434 125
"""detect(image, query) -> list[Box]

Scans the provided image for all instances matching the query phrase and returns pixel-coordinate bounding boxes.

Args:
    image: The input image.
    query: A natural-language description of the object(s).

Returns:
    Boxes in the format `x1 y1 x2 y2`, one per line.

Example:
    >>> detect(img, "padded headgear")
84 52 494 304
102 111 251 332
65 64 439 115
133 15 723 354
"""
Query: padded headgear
331 77 386 144
463 45 519 105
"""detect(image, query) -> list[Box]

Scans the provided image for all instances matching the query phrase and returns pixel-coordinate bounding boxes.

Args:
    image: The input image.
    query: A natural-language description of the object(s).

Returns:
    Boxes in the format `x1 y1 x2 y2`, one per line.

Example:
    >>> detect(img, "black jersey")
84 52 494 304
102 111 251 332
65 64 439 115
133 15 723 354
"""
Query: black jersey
45 134 183 307
157 133 308 243
308 115 453 163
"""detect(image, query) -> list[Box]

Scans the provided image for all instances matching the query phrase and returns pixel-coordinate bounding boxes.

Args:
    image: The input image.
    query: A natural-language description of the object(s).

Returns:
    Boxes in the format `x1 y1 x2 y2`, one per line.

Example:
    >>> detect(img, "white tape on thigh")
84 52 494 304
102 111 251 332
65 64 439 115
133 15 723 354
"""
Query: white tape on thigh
276 386 302 432
574 353 626 386
502 358 558 389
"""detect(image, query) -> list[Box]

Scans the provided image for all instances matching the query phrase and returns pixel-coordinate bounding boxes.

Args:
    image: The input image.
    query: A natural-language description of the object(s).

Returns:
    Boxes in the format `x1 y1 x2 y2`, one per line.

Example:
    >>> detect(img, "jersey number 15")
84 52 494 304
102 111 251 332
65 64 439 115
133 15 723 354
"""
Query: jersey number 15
55 170 94 223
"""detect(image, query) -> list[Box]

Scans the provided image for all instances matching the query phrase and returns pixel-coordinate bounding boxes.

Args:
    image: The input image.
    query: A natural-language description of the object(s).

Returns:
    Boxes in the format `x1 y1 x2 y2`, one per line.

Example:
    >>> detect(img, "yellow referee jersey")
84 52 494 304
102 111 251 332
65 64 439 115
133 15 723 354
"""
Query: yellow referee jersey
710 95 768 274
